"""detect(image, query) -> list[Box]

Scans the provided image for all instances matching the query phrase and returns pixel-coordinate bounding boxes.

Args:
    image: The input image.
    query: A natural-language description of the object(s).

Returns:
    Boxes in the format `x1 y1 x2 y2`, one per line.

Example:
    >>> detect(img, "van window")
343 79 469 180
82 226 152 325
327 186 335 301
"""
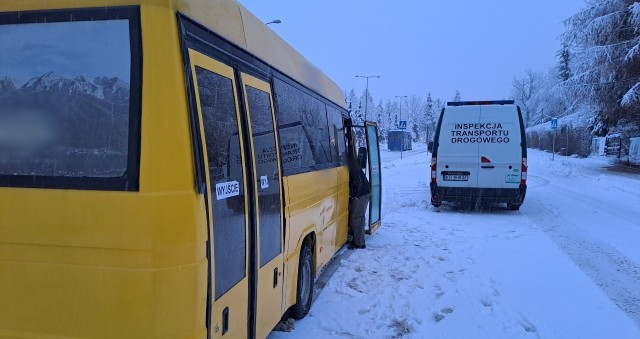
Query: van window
0 8 141 190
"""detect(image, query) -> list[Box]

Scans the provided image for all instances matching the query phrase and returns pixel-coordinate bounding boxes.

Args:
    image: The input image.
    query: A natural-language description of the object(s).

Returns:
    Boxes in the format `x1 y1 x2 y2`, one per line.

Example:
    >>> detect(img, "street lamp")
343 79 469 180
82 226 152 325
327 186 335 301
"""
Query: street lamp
266 19 281 25
355 75 380 122
395 95 408 159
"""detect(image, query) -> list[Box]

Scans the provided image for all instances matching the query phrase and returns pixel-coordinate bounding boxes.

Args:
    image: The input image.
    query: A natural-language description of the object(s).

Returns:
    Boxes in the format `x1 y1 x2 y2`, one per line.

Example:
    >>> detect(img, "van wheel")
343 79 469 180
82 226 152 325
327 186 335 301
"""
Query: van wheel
290 243 313 320
431 202 442 207
507 203 521 211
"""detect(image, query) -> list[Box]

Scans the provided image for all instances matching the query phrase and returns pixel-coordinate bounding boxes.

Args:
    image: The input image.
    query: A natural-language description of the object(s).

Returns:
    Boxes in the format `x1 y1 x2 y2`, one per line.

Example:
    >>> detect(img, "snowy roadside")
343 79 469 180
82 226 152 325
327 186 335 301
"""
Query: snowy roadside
270 146 640 338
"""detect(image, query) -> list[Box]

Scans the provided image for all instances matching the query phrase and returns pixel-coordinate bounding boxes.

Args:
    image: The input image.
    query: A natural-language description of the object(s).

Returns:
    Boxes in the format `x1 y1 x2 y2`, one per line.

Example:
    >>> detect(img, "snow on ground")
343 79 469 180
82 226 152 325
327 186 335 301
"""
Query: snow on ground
270 145 640 339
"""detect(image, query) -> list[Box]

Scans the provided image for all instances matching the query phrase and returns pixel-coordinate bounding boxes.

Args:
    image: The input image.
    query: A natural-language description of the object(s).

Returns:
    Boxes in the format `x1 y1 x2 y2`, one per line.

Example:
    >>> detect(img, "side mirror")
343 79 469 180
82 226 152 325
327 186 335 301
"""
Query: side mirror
358 146 367 169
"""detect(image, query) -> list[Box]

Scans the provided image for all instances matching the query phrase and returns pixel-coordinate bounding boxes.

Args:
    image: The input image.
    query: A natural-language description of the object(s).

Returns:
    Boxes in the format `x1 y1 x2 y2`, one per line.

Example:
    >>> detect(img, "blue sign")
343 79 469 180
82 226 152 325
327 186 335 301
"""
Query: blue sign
551 118 558 129
398 120 407 130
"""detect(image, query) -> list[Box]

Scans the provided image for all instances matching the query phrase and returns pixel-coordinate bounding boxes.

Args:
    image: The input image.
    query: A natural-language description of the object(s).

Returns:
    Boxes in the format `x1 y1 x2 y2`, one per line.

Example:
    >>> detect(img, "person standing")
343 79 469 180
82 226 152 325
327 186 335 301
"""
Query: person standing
348 156 371 250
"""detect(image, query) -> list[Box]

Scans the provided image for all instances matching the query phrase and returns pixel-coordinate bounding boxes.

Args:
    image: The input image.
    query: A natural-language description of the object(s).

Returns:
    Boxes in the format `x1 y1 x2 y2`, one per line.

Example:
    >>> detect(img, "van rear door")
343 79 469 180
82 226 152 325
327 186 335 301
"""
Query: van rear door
477 105 522 189
436 105 480 188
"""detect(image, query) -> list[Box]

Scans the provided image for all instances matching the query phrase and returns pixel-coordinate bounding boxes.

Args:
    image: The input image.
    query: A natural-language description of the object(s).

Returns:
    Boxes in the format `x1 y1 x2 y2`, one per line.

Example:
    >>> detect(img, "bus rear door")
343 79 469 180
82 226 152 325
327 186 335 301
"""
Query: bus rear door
239 73 285 339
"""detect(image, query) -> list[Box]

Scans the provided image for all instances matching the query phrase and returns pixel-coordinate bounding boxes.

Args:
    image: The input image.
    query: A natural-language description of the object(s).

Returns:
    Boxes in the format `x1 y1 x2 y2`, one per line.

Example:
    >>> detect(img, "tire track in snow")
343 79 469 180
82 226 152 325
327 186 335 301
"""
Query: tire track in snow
523 199 640 327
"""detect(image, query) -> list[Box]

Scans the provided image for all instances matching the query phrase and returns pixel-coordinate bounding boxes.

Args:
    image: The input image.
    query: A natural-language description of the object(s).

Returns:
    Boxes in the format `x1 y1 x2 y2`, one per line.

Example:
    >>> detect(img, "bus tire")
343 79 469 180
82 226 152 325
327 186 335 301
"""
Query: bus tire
290 243 313 320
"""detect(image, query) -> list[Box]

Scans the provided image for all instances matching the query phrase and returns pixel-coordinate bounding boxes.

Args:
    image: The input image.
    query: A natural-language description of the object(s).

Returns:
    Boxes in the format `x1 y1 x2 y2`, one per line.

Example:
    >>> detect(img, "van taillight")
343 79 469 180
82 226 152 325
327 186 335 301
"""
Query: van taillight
521 157 527 185
431 157 437 183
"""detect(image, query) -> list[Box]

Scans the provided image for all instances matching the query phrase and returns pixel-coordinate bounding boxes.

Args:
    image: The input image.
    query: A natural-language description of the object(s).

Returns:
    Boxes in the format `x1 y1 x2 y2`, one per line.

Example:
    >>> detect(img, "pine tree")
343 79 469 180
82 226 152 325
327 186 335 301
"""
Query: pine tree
424 92 436 141
556 43 572 81
452 90 461 102
375 100 385 141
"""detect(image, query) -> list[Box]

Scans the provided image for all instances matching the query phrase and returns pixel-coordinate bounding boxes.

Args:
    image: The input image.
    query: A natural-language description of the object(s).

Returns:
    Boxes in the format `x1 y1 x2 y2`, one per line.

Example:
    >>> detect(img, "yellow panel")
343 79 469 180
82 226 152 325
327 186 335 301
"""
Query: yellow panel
139 3 197 193
335 166 350 247
0 4 208 338
280 166 348 311
210 279 248 339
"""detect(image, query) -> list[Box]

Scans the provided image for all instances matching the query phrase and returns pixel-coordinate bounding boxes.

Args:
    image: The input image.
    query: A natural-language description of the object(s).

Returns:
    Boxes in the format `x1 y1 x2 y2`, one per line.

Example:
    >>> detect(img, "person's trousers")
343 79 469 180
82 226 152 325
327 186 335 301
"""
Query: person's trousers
348 194 370 247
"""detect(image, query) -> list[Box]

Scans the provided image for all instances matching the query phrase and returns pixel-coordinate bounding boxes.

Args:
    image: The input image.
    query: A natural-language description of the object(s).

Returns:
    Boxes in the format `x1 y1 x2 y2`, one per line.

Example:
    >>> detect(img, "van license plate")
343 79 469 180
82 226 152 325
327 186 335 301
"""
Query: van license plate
443 174 469 181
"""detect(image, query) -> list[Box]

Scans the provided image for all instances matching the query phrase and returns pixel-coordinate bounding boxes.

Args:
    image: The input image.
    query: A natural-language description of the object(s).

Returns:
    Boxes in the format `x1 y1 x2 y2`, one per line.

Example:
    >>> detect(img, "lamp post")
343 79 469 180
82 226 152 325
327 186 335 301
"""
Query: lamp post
395 95 407 159
355 75 380 122
265 19 281 25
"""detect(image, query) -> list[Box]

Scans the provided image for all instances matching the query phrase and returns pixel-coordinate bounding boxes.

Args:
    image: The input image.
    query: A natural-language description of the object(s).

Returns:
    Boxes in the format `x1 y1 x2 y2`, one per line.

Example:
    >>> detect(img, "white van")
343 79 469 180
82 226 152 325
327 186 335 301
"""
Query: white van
430 100 527 210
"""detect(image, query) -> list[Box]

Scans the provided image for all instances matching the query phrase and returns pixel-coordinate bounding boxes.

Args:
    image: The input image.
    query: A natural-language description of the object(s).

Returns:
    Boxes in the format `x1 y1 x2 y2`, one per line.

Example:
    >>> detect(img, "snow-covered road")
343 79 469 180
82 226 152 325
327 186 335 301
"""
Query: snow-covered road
270 146 640 338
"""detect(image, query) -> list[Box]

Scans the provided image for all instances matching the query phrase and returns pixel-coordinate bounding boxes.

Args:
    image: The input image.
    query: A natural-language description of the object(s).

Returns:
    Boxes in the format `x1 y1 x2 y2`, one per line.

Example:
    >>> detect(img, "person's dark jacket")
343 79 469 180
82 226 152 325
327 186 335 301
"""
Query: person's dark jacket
349 160 371 198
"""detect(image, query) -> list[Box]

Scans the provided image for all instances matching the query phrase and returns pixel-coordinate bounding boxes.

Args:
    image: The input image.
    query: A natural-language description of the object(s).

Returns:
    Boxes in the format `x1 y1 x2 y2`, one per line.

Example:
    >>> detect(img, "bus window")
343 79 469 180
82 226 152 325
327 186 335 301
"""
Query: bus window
0 10 141 191
273 78 332 174
327 105 347 165
244 85 282 267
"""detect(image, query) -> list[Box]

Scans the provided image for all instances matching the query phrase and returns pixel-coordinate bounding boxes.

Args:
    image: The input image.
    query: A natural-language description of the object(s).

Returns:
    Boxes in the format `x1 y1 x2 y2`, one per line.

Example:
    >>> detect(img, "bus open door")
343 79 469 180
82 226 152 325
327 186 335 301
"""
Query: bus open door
350 121 382 235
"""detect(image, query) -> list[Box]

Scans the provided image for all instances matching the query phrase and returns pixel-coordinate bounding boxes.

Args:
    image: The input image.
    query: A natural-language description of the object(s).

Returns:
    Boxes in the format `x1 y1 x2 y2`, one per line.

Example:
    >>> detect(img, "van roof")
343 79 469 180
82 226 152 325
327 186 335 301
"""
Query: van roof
447 100 515 106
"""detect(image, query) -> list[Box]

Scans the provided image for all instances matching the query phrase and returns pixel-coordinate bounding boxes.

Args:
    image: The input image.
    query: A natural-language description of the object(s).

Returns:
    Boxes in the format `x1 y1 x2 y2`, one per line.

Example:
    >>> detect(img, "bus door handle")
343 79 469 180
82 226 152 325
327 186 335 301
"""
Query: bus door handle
273 267 279 288
481 165 495 169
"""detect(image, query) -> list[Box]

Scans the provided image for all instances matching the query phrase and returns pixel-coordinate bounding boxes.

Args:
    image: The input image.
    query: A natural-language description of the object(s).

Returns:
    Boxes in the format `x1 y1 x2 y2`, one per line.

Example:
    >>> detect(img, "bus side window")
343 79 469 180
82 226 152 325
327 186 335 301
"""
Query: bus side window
326 105 347 166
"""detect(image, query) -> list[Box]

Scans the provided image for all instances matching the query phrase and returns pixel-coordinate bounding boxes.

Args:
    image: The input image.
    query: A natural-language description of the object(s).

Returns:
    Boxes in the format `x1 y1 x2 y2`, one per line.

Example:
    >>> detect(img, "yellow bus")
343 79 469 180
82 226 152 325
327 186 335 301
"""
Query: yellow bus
0 0 382 338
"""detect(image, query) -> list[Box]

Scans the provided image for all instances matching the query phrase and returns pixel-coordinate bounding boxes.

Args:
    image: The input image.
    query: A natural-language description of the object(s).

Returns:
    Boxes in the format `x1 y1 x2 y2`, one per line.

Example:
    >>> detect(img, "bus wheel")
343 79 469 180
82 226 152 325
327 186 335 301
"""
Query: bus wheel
291 243 313 320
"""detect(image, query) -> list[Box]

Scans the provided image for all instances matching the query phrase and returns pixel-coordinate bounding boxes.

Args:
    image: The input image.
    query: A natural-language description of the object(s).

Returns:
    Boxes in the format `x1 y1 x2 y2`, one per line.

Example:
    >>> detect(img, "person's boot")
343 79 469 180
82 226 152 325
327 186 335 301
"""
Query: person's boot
348 243 366 250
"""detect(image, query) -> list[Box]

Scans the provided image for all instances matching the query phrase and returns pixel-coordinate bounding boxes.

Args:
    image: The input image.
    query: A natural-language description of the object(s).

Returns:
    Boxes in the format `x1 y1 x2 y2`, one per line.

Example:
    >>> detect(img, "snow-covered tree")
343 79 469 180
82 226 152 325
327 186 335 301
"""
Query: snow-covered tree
559 0 640 134
375 100 386 142
406 95 424 141
347 88 360 123
360 88 376 123
511 69 544 127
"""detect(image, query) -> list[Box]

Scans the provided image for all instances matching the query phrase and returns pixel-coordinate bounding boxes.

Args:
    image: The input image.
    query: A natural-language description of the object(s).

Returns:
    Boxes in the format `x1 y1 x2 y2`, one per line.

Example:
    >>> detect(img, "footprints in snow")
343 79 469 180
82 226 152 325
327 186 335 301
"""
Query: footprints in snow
433 307 455 322
520 319 538 333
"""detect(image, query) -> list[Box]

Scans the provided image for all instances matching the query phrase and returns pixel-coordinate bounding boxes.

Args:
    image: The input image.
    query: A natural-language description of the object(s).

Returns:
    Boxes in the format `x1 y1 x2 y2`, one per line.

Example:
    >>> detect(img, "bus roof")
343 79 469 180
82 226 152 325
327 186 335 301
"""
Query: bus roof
0 0 347 109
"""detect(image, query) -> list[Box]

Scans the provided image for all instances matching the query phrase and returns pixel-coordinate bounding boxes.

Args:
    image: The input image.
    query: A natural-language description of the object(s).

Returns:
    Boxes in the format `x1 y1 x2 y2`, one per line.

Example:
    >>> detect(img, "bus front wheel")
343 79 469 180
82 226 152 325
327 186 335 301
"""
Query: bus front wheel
290 243 314 320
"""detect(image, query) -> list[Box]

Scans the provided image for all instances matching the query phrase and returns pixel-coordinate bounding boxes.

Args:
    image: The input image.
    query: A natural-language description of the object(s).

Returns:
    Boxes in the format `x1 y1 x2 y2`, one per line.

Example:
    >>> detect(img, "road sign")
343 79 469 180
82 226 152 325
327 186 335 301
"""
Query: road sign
398 120 407 130
551 118 558 129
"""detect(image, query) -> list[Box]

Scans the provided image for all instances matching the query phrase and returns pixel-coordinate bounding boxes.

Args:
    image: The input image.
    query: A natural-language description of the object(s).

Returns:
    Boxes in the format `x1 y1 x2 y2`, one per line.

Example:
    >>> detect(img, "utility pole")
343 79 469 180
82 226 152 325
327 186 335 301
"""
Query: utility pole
395 95 407 159
356 75 380 122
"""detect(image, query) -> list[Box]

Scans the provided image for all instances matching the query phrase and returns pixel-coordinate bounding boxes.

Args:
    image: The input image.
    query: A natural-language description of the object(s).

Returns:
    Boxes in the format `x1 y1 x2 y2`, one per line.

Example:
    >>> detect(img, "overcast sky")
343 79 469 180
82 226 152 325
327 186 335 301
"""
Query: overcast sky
239 0 585 104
